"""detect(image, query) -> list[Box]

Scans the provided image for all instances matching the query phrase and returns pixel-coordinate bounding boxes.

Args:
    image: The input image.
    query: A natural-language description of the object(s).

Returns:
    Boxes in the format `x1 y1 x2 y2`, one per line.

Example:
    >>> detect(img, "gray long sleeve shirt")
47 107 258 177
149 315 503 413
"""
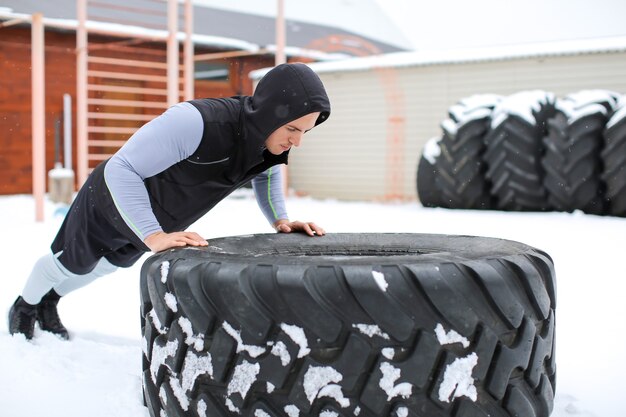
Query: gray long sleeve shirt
103 102 288 241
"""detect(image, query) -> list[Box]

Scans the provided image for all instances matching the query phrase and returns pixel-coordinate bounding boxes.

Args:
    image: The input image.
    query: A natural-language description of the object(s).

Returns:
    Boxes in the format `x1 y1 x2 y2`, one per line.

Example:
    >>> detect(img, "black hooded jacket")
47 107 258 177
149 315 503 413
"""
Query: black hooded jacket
52 63 329 272
141 63 331 234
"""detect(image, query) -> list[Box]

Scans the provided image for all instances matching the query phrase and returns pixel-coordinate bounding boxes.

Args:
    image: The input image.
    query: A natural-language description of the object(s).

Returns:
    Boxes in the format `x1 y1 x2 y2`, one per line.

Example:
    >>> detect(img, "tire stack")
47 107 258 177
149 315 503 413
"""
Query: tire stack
417 89 625 216
484 91 556 211
602 96 626 216
435 95 502 209
542 90 620 214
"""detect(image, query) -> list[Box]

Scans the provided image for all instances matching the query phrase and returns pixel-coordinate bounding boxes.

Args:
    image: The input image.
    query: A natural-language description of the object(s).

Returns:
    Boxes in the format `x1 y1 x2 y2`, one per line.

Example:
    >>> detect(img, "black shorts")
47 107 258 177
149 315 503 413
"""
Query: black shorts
51 161 148 275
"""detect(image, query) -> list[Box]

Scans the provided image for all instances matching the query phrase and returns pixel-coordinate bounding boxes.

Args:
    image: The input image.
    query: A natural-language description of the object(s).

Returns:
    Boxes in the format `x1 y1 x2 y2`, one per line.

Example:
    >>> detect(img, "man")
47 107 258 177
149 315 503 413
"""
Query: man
9 62 331 340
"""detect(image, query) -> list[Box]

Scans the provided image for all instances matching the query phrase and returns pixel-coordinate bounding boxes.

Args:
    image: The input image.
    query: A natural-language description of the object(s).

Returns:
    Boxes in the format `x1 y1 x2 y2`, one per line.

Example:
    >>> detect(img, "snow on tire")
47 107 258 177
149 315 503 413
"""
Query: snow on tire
602 97 626 216
484 91 556 211
434 95 501 209
542 90 620 214
140 233 556 417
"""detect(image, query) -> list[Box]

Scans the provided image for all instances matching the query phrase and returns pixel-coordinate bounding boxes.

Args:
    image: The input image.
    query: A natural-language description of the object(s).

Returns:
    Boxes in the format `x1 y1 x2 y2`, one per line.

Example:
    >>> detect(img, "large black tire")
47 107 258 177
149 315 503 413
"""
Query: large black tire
542 90 620 214
542 100 607 214
434 95 500 209
484 91 556 211
602 101 626 216
140 233 556 417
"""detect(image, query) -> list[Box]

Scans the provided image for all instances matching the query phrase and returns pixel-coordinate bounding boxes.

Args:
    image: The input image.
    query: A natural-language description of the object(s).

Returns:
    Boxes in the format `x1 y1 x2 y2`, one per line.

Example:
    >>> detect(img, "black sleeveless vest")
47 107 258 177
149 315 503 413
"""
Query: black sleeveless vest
143 97 288 233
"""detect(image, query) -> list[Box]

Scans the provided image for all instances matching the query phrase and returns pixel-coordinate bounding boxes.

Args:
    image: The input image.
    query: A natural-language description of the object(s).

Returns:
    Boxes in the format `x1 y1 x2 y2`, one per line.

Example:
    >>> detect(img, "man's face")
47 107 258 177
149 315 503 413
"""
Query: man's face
264 112 321 155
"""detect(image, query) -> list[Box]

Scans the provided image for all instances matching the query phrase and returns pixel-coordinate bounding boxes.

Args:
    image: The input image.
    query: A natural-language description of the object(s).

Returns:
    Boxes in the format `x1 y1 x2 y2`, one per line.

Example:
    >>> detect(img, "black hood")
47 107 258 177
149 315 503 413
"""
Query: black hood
243 63 331 150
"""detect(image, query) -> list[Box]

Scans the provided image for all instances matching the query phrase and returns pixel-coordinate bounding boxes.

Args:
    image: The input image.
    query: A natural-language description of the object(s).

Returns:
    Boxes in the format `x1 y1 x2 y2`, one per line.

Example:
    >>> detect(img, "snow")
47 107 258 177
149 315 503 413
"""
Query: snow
222 321 267 358
490 90 556 128
1 194 625 417
164 292 177 313
371 270 388 291
284 404 300 417
316 384 350 408
556 99 607 124
160 261 169 284
302 365 344 405
178 317 204 351
607 103 626 129
435 323 470 348
353 324 390 340
226 360 260 410
47 167 75 179
382 347 395 360
422 136 442 164
270 341 291 366
437 353 479 403
280 323 311 358
180 349 213 392
255 409 271 417
379 362 413 401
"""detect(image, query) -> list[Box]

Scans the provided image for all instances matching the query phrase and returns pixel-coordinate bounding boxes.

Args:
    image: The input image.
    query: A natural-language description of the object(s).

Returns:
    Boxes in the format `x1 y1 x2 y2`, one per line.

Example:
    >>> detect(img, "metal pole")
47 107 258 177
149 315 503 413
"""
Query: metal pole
63 93 73 170
167 0 178 107
184 0 194 101
31 13 45 222
76 0 87 186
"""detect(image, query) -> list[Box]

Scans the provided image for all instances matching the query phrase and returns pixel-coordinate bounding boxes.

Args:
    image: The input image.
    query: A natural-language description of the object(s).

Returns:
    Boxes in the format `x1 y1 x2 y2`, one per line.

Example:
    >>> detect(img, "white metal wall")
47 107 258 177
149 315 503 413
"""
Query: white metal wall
287 51 626 201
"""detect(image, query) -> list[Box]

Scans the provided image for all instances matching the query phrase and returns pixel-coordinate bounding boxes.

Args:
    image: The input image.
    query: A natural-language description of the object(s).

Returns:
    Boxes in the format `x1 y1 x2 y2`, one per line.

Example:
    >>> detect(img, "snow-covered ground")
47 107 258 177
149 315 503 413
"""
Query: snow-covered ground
0 193 624 417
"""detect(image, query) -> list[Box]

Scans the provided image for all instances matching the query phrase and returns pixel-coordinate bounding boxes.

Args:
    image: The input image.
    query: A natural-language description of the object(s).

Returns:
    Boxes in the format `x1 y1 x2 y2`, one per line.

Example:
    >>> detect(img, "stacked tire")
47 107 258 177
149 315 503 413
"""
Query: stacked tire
484 91 556 211
417 89 624 216
542 91 619 214
434 95 501 209
601 97 626 216
417 95 503 209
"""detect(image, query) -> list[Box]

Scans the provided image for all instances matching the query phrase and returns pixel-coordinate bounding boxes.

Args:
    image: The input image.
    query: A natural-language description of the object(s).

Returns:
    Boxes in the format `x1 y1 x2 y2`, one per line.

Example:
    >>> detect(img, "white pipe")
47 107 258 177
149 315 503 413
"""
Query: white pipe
63 94 72 170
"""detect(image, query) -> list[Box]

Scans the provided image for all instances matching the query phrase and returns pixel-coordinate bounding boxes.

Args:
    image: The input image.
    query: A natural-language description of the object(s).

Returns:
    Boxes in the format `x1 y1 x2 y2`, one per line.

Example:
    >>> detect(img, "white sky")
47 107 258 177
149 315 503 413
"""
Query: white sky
195 0 626 51
378 0 626 50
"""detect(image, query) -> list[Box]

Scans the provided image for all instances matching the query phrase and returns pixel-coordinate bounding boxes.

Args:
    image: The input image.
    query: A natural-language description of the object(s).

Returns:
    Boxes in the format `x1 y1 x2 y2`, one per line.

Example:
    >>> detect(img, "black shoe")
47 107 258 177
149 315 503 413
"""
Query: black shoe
37 290 70 340
8 296 38 340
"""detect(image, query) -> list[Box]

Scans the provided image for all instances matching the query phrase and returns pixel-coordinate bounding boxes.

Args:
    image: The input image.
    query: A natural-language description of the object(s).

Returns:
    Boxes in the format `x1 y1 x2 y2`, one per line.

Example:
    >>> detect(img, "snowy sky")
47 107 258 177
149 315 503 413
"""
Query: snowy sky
195 0 626 51
380 0 626 50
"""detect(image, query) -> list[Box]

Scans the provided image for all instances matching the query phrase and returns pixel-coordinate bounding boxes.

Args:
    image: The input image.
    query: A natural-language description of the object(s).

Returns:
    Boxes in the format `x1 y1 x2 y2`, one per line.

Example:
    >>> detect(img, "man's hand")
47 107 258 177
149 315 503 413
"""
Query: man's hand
273 219 326 237
144 231 208 252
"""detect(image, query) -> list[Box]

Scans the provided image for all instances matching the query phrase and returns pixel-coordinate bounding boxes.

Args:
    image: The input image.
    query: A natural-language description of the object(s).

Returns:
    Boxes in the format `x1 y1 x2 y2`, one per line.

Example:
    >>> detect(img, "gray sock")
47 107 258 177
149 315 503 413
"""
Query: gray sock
21 253 118 304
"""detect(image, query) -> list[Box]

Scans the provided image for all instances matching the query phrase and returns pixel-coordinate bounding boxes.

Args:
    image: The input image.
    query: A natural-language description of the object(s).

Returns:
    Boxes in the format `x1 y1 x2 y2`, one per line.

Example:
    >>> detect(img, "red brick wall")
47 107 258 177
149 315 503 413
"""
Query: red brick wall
0 26 277 195
0 27 77 195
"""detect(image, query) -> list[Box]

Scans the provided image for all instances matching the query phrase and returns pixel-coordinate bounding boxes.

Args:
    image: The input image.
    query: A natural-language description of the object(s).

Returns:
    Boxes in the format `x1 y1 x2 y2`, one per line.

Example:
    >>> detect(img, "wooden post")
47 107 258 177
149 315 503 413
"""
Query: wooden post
76 0 88 186
184 0 194 101
275 0 286 66
32 13 45 222
167 0 178 107
275 0 289 195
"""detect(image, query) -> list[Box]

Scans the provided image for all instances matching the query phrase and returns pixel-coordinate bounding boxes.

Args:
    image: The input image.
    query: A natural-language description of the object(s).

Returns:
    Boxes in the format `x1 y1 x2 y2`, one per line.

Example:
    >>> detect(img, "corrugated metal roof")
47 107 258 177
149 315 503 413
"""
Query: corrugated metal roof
251 35 626 78
0 0 407 55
